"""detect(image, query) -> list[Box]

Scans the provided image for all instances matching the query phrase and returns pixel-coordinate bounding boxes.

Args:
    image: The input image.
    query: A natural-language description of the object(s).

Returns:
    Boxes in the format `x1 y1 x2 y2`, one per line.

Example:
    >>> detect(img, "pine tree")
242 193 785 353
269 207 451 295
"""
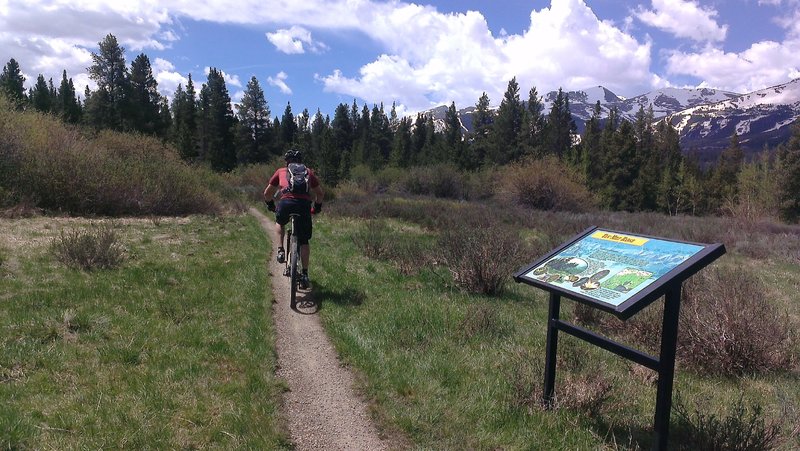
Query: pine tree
601 119 639 210
391 116 413 168
544 88 576 159
171 74 199 161
710 133 745 210
235 76 271 164
129 53 162 135
56 70 82 123
296 108 312 162
491 77 525 164
87 34 130 130
521 86 545 157
421 114 439 164
199 68 236 171
280 102 297 148
354 104 371 166
30 74 53 113
778 120 800 222
411 113 428 166
389 101 400 133
444 101 463 165
0 58 26 108
469 92 493 168
653 119 683 213
324 103 350 183
369 103 392 168
580 101 603 191
631 105 657 210
310 109 330 176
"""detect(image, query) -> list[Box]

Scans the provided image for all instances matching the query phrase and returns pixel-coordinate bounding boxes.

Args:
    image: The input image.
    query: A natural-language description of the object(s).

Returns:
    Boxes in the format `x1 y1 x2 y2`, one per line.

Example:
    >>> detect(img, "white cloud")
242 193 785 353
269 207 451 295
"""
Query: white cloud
266 25 327 54
318 0 654 113
268 71 292 95
153 58 186 99
666 38 800 93
635 0 727 42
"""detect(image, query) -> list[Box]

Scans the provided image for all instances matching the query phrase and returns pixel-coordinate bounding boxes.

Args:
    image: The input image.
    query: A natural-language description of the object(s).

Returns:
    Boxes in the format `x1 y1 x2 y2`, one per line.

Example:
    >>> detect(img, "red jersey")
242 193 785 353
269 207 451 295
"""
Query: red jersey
268 166 320 201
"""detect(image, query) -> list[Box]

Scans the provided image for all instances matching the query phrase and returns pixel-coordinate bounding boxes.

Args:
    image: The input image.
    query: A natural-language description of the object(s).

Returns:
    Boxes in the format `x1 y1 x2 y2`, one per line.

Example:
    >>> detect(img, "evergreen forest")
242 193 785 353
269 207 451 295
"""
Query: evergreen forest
2 34 799 222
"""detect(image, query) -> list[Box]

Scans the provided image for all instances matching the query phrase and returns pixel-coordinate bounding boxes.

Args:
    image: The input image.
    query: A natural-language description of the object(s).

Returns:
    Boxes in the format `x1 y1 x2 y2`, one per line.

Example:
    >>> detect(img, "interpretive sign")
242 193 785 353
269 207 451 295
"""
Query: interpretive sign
513 226 725 450
515 227 722 319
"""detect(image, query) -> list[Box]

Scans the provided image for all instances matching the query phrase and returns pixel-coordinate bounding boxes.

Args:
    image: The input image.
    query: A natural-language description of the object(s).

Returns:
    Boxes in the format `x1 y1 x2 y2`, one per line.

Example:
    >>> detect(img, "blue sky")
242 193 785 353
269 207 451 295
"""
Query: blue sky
2 0 799 118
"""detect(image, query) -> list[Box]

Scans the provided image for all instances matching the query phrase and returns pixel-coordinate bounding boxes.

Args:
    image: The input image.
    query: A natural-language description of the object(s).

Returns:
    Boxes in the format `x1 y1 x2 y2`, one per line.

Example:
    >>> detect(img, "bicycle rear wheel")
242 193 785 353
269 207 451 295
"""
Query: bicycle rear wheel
289 229 299 309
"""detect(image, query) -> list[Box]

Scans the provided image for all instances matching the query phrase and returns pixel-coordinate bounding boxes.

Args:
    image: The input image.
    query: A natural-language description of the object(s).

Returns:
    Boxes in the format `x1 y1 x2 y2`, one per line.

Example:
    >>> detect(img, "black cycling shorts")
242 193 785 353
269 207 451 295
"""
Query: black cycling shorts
275 198 313 245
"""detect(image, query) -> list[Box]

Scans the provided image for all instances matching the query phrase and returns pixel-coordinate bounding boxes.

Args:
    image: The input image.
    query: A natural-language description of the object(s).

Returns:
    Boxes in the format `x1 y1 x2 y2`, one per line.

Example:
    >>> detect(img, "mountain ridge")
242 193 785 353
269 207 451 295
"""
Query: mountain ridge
422 78 800 161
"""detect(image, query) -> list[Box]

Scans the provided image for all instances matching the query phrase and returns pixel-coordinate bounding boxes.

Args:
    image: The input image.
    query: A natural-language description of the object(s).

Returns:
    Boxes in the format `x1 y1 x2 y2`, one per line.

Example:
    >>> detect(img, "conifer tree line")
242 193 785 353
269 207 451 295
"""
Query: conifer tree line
2 34 799 221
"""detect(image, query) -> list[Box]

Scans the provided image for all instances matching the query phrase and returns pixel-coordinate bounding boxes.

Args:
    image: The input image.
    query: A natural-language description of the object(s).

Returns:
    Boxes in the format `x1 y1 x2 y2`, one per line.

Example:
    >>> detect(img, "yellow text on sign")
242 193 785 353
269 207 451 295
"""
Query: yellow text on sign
591 231 649 246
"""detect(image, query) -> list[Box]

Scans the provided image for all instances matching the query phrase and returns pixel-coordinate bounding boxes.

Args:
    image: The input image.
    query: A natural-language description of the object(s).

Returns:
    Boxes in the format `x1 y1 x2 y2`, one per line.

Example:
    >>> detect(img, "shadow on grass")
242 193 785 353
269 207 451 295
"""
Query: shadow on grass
311 283 367 308
584 417 653 450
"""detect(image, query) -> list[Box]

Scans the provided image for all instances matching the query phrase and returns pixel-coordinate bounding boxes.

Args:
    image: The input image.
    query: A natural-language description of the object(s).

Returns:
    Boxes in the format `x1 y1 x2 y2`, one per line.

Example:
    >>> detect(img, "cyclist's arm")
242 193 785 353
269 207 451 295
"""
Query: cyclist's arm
264 183 279 201
311 185 323 204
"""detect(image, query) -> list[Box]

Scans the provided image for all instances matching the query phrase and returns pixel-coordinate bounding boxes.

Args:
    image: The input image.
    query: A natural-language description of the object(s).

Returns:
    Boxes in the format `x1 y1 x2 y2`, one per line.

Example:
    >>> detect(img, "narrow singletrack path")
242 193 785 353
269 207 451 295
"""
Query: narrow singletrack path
250 208 389 450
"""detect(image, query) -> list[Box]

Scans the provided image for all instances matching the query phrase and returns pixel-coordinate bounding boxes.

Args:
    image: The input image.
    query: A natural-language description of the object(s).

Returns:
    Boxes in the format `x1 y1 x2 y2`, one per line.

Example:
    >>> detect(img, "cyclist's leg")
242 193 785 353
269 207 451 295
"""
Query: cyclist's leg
295 203 313 289
274 200 290 262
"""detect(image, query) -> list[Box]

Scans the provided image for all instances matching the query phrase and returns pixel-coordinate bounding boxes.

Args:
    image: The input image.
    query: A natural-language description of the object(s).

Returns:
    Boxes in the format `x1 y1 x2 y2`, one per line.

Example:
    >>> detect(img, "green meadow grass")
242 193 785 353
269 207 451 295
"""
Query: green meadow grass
311 210 800 450
0 214 288 449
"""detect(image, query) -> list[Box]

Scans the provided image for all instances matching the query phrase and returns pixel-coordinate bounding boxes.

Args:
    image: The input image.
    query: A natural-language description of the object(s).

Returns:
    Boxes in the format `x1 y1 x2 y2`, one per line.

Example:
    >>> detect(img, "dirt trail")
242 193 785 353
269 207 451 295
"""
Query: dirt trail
250 208 389 451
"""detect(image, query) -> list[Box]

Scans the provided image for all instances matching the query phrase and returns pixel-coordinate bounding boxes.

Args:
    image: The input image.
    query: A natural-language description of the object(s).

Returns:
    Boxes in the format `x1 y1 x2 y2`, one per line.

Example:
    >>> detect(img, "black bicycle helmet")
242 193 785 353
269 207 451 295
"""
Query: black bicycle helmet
284 149 302 163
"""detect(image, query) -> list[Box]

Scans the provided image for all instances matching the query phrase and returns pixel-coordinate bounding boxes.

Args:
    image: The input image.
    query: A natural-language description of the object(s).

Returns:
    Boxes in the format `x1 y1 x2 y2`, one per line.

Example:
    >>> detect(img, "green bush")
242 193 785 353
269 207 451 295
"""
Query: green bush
679 266 793 376
50 223 126 270
499 156 596 212
0 105 224 216
438 219 526 296
400 163 465 199
673 395 783 451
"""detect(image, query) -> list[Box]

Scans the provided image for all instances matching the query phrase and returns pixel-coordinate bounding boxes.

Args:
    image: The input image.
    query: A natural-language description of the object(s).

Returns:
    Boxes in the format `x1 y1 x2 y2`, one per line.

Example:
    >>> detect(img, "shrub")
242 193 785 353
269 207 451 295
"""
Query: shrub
403 163 465 199
0 108 224 216
497 156 596 212
350 219 394 259
673 395 783 451
51 223 126 270
438 219 526 296
679 266 792 376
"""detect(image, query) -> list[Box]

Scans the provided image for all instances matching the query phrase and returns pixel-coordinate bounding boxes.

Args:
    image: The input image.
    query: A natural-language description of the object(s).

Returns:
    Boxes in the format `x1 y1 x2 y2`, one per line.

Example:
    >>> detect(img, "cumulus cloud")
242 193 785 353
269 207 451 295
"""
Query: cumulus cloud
319 0 654 112
635 0 727 42
268 71 292 95
663 1 800 93
153 58 187 99
2 0 795 116
266 26 327 54
666 38 800 93
0 0 175 94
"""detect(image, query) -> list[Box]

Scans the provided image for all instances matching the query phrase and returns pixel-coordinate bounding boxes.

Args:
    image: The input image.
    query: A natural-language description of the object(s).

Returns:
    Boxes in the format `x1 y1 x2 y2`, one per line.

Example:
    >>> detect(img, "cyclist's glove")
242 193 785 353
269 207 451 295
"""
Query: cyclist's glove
266 200 276 212
313 202 322 214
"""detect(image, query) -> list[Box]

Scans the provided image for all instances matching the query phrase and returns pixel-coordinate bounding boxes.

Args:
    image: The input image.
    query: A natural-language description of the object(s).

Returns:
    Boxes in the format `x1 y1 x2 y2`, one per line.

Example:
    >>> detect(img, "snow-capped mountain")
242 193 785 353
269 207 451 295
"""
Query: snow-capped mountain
421 78 800 160
548 85 740 130
667 79 800 158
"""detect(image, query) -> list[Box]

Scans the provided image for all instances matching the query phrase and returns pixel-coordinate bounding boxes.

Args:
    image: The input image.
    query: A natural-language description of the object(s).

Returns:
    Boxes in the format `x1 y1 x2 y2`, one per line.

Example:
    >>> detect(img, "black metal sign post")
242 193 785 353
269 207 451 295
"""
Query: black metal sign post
515 226 725 451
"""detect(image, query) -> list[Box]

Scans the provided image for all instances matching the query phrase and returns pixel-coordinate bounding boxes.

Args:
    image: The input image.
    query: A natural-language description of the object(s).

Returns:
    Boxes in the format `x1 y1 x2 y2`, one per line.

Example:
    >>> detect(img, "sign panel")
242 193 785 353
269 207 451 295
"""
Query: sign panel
519 229 705 308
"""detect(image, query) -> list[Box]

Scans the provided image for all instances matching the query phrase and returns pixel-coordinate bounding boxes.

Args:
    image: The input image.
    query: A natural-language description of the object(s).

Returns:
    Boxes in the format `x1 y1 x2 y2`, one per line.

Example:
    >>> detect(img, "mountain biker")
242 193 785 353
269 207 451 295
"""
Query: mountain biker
264 150 324 289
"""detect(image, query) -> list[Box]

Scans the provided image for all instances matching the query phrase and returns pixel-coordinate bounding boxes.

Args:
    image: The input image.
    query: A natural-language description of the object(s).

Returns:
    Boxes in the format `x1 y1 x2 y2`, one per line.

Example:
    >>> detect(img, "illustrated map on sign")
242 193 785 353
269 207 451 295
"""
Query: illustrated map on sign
524 230 704 307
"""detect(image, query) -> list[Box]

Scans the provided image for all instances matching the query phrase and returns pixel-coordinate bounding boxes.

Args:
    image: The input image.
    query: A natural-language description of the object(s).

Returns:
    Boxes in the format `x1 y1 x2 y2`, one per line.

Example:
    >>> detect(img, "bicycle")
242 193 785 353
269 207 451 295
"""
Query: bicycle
282 213 302 309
